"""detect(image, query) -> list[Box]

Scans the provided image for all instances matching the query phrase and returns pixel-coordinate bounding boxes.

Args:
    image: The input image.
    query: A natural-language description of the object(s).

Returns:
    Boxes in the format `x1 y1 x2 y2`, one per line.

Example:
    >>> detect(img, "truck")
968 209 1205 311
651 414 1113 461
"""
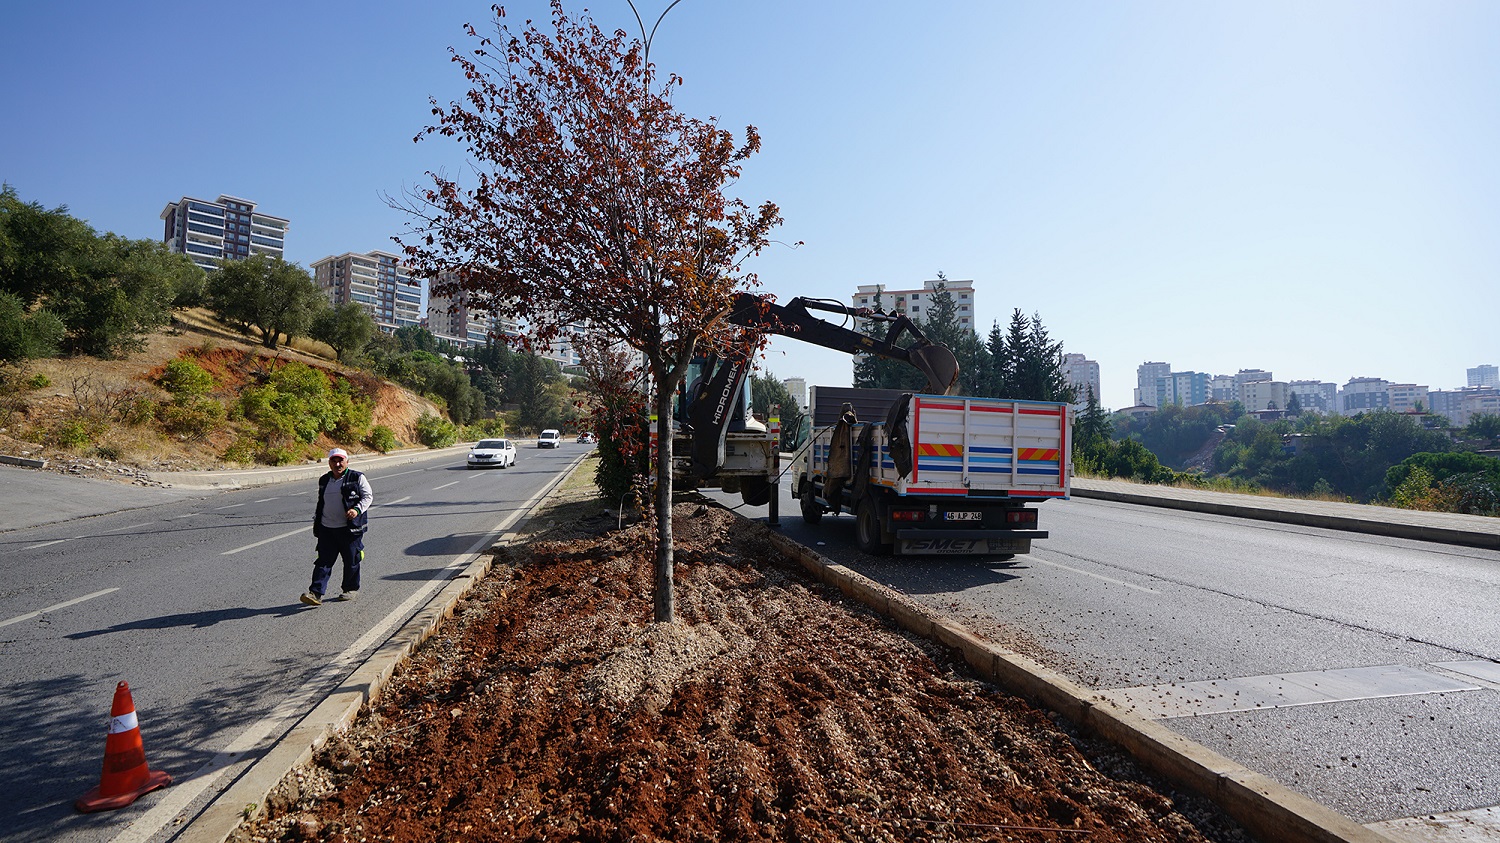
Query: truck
675 292 1070 557
790 386 1070 557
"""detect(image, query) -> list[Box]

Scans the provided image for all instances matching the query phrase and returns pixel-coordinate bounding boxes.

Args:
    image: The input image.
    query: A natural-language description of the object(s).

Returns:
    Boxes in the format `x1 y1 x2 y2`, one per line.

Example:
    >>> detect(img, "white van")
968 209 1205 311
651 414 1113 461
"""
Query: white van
537 429 562 448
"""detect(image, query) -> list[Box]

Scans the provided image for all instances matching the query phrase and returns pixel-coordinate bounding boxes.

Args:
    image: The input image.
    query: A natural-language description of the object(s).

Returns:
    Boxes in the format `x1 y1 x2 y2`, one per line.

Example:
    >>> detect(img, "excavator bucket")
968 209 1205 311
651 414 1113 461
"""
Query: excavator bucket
909 343 960 395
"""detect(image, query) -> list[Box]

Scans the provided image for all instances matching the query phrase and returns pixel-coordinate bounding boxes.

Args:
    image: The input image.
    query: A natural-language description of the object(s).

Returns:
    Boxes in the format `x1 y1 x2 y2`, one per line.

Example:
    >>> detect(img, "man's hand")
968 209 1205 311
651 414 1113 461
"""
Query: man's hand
346 508 359 520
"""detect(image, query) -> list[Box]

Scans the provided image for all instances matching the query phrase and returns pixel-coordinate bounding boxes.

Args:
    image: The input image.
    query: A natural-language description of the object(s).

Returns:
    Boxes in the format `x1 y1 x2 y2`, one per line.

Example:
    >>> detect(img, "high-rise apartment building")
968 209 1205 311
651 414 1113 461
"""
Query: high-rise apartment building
160 194 288 271
311 250 423 334
1288 380 1338 414
1240 380 1290 413
1060 353 1101 409
427 280 515 347
1340 377 1391 414
1134 361 1171 407
782 377 808 411
1469 364 1499 388
851 279 976 332
1387 383 1429 414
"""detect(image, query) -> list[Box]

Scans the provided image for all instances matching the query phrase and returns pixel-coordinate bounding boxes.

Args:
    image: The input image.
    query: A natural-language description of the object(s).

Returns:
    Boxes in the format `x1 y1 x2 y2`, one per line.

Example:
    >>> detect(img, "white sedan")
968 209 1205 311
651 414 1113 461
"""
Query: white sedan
467 438 517 469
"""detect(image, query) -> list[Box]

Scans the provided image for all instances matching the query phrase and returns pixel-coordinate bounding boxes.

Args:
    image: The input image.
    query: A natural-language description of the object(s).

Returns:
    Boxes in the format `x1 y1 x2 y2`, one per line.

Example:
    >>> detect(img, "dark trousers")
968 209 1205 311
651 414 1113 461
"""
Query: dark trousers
311 530 364 597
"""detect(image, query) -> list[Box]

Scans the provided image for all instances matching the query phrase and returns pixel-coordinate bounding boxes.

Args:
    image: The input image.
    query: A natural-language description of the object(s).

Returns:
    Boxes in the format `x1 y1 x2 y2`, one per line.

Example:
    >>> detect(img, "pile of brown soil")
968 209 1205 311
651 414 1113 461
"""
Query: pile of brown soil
235 491 1250 843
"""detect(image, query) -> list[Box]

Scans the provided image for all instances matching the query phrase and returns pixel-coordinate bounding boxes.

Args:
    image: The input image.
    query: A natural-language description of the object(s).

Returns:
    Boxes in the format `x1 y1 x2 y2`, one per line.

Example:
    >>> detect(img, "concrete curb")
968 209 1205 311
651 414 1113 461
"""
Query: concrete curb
763 530 1402 843
0 454 48 468
1070 483 1500 551
176 450 590 843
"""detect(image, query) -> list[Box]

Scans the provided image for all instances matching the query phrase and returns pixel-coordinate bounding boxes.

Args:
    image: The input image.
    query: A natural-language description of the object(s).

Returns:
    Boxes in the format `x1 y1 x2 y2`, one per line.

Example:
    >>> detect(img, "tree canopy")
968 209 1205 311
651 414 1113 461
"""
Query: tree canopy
392 2 783 621
206 255 325 350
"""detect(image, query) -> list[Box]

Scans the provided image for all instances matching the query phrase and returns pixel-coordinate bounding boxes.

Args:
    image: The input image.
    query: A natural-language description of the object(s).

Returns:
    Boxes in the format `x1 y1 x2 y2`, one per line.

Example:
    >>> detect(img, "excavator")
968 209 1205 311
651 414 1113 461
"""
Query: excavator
674 292 960 509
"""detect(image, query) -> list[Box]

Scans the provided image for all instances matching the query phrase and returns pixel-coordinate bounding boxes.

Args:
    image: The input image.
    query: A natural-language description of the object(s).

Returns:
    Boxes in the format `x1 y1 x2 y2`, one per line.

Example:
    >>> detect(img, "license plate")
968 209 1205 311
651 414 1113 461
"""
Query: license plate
944 511 982 521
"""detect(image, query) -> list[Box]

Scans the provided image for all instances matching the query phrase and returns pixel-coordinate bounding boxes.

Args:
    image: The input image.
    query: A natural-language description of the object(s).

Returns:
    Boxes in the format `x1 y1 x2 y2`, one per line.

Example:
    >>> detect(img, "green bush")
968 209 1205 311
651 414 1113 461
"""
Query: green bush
50 418 92 448
158 358 215 399
261 445 300 466
365 425 399 454
117 395 156 426
220 437 258 464
415 412 457 448
159 396 227 441
27 373 50 389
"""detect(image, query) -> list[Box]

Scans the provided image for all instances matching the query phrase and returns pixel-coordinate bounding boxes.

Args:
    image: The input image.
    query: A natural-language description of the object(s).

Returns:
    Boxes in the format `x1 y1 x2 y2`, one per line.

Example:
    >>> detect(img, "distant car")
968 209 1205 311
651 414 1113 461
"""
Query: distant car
576 432 596 444
537 429 562 449
467 438 516 469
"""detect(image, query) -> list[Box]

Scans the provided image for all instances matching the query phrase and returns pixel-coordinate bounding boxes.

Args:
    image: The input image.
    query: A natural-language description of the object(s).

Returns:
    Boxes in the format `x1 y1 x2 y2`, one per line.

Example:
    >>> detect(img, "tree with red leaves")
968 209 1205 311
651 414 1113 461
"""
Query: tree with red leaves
394 1 783 623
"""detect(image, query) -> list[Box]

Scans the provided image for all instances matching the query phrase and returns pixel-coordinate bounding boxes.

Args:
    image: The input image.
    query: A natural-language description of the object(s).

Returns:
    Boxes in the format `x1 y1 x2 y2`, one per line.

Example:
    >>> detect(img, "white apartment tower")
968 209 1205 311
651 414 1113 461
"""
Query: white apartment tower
1061 353 1102 410
851 279 976 332
311 250 423 334
1134 361 1172 407
160 194 288 271
1469 365 1499 388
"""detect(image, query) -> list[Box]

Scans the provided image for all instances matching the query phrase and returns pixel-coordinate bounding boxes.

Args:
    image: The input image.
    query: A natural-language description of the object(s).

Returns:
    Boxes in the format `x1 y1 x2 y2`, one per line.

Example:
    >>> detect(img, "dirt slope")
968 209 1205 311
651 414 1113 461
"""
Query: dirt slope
235 483 1250 843
0 310 439 481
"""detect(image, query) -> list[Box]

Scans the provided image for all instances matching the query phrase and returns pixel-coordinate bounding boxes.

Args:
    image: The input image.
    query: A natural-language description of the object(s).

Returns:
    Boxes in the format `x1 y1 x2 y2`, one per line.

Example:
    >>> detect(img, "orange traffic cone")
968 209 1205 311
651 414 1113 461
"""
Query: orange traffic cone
75 681 172 813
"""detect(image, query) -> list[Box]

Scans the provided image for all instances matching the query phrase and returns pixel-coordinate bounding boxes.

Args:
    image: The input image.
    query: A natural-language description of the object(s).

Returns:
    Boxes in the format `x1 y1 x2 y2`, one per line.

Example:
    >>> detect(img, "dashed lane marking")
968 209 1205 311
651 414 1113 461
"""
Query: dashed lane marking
1099 664 1480 719
1 588 120 629
1033 558 1160 593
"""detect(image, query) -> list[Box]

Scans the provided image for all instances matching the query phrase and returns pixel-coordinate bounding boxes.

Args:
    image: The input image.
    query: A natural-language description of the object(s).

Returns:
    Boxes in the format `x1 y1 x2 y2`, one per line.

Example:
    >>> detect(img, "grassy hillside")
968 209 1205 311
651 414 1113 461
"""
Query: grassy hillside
0 309 441 480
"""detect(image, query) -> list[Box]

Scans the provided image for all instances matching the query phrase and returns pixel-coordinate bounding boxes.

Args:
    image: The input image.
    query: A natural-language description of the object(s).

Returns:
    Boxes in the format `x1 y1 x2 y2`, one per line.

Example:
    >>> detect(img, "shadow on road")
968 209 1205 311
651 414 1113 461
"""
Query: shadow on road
66 605 305 639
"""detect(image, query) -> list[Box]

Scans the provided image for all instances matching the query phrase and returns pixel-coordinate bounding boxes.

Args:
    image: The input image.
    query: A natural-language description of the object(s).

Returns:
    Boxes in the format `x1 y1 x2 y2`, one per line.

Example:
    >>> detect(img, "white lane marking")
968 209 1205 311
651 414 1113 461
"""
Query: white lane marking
213 503 246 510
221 526 310 556
218 497 407 556
112 484 542 843
1099 664 1479 719
377 468 428 480
432 481 460 490
23 539 70 550
1033 558 1160 593
1370 804 1500 839
386 496 411 506
0 588 119 629
100 522 153 534
165 513 200 520
253 498 278 503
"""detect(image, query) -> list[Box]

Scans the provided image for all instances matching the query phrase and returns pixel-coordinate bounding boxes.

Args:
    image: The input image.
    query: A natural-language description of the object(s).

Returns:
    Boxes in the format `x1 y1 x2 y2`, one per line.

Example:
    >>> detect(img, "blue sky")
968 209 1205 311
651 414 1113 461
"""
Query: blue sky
4 1 1497 410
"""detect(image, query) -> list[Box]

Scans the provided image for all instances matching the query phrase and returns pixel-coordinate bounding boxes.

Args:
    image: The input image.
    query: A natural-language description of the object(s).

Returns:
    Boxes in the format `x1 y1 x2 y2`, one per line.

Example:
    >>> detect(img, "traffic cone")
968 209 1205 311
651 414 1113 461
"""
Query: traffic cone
75 681 172 813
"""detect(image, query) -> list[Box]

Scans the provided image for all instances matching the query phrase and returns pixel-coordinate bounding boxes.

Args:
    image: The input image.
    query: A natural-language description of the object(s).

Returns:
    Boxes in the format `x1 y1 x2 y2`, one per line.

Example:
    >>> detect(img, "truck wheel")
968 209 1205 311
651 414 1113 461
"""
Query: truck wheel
799 484 823 524
855 497 893 555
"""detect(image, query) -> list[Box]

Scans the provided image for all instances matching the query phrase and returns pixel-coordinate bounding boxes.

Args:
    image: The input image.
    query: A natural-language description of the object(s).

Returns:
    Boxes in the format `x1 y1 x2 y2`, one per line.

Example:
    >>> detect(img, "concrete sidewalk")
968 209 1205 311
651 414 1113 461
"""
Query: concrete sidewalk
144 443 471 490
1071 476 1500 551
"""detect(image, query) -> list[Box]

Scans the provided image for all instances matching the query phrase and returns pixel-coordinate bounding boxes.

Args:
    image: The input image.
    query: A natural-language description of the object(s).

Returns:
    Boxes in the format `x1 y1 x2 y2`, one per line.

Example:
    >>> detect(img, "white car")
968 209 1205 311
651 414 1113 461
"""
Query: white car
467 438 517 469
537 429 562 449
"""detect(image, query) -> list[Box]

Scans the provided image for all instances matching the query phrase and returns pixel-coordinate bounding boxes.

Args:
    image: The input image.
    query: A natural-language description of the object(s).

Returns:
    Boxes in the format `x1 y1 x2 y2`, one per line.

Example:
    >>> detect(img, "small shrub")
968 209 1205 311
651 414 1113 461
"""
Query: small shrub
158 358 215 399
94 444 122 461
27 373 50 389
415 412 457 448
51 418 92 448
159 397 227 441
118 395 156 426
221 438 258 464
365 425 399 454
261 445 299 466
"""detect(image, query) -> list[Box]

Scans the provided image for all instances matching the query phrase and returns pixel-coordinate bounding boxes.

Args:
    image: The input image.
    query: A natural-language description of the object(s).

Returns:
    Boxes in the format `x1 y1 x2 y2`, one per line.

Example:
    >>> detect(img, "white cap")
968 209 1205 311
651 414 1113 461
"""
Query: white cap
327 448 349 459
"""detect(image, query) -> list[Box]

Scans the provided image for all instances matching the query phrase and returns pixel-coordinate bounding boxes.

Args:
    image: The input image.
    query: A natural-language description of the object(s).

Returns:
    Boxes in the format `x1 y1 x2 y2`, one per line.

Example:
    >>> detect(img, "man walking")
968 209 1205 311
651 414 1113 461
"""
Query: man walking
301 448 373 606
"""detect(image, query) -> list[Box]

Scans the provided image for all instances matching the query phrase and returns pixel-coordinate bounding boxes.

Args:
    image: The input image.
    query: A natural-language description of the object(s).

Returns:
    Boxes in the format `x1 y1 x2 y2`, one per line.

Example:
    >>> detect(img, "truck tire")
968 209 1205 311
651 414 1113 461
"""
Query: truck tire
855 497 893 555
799 483 823 524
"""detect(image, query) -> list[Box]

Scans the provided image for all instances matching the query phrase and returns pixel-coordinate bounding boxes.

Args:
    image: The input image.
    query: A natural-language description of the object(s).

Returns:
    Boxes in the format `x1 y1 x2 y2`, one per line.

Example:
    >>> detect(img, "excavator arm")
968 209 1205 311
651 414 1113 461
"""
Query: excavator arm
684 293 959 480
725 294 960 396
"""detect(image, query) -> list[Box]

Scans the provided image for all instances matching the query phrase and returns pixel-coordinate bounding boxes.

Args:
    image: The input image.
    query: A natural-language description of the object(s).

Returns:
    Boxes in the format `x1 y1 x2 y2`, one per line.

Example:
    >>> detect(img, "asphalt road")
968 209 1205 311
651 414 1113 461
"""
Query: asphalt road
0 443 587 843
718 481 1500 831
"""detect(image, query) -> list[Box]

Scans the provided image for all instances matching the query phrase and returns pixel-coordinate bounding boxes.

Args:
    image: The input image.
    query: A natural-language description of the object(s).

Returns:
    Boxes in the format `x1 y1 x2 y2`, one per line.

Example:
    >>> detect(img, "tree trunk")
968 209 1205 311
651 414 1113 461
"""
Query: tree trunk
653 391 676 623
